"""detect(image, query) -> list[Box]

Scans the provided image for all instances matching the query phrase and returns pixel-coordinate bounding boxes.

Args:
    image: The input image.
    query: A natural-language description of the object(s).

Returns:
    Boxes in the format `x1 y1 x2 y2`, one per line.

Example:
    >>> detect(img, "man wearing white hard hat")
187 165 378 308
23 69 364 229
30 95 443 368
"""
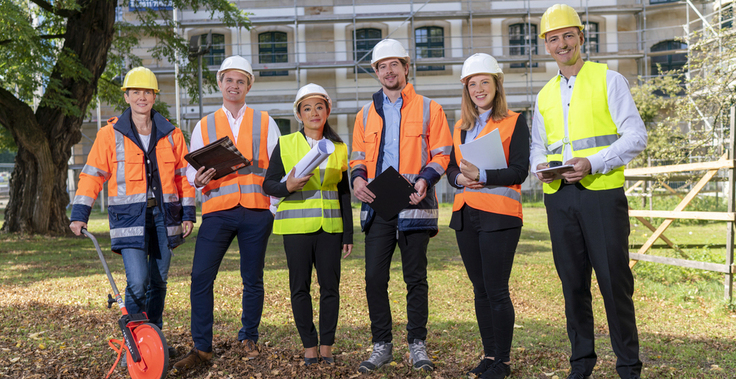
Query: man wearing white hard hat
174 55 281 372
350 38 453 373
263 83 353 366
445 53 529 379
530 4 646 379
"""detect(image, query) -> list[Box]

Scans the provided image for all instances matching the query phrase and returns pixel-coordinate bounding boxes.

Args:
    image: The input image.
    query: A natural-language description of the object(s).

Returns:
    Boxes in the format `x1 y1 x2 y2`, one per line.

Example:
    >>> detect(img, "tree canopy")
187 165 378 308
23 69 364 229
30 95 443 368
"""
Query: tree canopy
630 24 736 169
0 0 249 234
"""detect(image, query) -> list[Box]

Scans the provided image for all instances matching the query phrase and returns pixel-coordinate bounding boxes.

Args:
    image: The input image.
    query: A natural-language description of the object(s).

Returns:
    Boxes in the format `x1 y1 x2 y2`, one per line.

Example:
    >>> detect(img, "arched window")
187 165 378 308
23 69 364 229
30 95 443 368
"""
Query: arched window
651 40 687 75
415 26 444 71
353 28 382 73
259 31 288 77
582 22 599 54
509 23 537 68
197 33 225 66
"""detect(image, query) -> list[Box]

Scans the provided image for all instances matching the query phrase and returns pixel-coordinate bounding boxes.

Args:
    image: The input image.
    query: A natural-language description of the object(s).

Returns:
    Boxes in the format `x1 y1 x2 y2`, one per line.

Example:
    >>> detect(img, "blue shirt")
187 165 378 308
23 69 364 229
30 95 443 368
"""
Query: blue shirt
458 109 492 184
380 93 402 174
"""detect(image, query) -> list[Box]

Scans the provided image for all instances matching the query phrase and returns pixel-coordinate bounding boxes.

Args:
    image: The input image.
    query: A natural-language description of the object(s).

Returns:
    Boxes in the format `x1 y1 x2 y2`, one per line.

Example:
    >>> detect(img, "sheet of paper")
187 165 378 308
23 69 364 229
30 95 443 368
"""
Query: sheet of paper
458 129 508 170
280 139 335 182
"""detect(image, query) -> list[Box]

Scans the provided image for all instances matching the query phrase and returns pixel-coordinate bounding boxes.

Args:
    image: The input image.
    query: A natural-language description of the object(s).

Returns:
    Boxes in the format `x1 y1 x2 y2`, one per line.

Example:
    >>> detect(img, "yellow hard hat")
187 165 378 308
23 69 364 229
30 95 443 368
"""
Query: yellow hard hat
120 67 159 93
539 4 584 39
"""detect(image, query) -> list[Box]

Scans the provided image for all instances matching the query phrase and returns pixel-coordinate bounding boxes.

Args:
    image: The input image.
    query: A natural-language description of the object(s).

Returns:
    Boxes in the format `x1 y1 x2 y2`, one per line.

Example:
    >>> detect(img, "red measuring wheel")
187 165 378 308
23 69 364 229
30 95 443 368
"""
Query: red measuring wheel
126 323 169 379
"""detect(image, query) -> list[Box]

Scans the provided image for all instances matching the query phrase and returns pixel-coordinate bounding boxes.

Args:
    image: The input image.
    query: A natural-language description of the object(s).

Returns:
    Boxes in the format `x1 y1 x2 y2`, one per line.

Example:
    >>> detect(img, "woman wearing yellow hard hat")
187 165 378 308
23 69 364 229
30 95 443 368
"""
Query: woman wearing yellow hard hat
262 83 353 366
70 66 196 363
445 53 529 379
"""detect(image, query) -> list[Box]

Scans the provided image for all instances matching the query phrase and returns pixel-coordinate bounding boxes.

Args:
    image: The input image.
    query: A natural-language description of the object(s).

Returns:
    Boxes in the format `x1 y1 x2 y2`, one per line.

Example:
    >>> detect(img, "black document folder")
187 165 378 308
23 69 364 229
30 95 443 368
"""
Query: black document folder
366 166 416 220
184 136 251 180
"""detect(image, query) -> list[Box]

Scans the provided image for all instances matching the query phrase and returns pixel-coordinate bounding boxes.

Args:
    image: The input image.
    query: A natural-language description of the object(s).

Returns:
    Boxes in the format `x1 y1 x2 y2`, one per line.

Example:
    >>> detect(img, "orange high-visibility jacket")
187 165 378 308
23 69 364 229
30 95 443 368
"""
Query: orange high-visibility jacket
199 107 271 214
350 83 452 232
452 111 523 220
71 109 196 253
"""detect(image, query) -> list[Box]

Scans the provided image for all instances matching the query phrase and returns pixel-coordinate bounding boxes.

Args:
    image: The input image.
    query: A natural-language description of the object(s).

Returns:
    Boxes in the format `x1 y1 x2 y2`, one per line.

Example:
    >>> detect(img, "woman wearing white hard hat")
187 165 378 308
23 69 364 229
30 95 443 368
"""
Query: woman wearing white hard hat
445 53 529 379
263 83 353 366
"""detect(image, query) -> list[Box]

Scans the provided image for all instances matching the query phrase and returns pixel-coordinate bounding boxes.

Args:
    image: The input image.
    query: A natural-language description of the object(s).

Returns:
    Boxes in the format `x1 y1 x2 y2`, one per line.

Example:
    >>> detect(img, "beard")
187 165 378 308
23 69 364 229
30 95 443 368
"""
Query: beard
381 77 405 91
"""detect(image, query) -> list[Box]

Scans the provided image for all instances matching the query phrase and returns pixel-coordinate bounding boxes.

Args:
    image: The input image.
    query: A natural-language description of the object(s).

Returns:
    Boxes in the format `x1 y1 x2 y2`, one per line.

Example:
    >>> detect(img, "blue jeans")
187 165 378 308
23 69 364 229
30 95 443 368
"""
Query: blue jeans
190 206 273 353
121 206 171 330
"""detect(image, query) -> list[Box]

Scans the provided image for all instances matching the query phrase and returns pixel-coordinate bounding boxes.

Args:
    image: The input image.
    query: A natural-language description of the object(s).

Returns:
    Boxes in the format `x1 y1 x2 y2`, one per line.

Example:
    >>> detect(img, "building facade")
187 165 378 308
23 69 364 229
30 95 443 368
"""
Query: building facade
73 0 731 202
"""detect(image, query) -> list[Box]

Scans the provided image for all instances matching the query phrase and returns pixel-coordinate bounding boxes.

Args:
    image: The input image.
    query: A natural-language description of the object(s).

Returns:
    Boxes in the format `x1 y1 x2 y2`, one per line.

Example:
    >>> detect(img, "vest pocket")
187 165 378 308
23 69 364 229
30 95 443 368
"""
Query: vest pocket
125 153 145 181
364 132 378 162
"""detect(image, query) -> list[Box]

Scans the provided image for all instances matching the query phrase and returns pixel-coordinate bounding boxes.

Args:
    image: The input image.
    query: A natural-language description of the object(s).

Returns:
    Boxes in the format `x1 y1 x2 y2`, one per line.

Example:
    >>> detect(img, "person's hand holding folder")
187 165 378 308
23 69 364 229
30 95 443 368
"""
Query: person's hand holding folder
361 167 420 220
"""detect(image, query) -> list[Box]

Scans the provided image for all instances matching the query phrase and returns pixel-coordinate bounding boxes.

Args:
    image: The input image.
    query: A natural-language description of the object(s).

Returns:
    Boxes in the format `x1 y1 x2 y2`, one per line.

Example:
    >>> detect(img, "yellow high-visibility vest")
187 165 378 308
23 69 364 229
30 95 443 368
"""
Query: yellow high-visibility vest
537 61 624 194
273 132 348 235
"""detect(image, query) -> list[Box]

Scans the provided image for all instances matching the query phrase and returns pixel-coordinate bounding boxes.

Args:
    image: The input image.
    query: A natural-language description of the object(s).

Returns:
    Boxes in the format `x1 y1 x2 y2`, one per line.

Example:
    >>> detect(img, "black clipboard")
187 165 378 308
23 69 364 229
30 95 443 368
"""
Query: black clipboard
366 166 416 220
184 136 251 180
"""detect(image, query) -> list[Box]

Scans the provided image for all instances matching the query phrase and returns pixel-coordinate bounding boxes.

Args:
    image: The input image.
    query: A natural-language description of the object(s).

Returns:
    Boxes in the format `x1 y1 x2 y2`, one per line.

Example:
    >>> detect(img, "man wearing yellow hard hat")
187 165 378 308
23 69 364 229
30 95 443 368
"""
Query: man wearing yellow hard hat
530 4 646 379
70 67 196 364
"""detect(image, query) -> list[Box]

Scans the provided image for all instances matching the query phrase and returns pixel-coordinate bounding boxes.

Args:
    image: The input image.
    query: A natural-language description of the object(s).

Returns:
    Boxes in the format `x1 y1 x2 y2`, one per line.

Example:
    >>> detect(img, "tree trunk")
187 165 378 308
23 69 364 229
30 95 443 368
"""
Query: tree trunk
0 0 115 235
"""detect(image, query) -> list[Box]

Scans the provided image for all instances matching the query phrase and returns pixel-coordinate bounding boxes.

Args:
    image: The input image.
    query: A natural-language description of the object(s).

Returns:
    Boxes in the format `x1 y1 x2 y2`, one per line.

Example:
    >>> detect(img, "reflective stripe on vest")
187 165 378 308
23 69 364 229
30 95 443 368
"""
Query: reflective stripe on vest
360 95 436 179
451 112 523 219
200 108 270 213
273 132 348 235
538 61 624 194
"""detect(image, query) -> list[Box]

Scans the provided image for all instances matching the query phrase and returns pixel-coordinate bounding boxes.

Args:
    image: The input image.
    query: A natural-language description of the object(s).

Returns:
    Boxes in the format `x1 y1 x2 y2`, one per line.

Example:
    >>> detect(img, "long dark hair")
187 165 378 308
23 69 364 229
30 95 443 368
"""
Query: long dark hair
321 120 343 143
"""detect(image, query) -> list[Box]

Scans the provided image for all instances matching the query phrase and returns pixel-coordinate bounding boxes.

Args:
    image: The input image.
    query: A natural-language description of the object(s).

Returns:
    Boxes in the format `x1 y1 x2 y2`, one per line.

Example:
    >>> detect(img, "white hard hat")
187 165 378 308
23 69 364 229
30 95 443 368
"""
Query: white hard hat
371 39 410 68
460 53 503 84
217 56 254 83
293 83 332 123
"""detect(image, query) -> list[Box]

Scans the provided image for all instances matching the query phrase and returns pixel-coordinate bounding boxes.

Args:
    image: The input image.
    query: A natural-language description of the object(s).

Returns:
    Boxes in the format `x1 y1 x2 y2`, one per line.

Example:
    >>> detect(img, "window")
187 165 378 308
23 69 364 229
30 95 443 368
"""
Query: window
582 22 599 54
275 119 291 135
651 40 687 75
722 4 733 29
509 23 538 68
353 28 382 73
194 33 225 66
259 31 288 77
415 26 444 71
650 0 679 4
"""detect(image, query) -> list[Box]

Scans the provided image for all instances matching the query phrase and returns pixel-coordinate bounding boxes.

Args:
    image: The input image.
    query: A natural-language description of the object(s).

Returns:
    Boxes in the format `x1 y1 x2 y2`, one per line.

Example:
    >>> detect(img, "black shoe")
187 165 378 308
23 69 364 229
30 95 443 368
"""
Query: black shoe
567 373 592 379
304 356 319 366
468 357 494 377
481 360 511 379
322 356 335 365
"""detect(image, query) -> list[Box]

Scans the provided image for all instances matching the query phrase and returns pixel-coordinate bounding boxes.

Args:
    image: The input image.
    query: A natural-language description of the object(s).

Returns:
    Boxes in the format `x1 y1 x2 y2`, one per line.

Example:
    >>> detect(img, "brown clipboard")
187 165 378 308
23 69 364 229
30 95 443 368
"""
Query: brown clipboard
184 136 251 180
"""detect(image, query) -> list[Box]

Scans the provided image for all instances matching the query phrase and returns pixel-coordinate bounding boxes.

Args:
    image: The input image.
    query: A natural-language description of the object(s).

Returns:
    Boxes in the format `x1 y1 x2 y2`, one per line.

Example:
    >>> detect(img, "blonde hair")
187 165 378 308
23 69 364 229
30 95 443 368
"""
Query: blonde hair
459 74 509 131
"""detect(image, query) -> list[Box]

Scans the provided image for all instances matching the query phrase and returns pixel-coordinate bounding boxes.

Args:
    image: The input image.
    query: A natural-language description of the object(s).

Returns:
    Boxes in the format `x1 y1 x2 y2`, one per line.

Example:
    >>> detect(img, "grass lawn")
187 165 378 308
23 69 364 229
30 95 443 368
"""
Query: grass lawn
0 204 734 378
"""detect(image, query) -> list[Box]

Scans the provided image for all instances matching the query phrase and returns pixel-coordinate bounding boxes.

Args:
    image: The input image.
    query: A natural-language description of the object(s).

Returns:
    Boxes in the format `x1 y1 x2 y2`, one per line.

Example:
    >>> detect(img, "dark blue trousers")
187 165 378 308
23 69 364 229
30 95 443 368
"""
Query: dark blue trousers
190 206 273 353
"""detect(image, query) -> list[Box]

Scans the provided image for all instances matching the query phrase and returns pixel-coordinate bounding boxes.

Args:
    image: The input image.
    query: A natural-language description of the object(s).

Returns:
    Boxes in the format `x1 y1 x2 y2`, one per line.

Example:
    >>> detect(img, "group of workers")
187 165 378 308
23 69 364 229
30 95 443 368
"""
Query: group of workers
69 4 646 379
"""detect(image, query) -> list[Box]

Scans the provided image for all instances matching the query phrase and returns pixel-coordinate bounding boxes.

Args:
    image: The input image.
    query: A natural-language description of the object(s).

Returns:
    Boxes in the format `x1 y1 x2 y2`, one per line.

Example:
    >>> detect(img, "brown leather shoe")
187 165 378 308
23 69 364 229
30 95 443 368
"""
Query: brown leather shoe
241 339 259 359
171 348 212 374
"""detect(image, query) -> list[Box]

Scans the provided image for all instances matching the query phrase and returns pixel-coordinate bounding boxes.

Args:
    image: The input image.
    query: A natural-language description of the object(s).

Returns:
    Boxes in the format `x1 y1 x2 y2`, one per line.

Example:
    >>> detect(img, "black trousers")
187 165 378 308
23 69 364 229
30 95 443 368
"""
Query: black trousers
455 205 520 363
545 183 641 378
364 214 431 344
283 231 342 348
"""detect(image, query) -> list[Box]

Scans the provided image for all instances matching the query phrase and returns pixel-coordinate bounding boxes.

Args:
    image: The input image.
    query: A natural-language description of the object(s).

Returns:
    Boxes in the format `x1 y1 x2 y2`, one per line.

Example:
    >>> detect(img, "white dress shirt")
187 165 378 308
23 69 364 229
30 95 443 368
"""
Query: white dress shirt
186 103 281 188
530 69 647 175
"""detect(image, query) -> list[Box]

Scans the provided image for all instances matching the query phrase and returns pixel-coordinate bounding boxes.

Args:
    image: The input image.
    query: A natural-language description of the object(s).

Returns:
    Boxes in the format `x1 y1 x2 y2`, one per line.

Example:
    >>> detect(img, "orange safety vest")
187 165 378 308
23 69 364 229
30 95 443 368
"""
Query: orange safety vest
200 107 271 214
452 111 523 220
71 109 195 252
349 83 452 232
